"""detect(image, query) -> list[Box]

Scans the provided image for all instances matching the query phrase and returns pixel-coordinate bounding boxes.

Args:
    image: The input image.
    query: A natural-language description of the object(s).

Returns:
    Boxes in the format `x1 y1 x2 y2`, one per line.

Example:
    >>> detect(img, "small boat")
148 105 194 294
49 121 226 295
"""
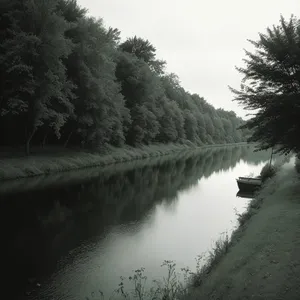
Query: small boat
236 176 262 193
236 191 255 199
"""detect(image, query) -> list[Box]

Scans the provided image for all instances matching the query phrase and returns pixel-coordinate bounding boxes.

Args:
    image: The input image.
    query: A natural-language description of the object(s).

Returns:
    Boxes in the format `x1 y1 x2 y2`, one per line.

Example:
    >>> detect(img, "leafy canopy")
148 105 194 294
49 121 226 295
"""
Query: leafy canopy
230 15 300 154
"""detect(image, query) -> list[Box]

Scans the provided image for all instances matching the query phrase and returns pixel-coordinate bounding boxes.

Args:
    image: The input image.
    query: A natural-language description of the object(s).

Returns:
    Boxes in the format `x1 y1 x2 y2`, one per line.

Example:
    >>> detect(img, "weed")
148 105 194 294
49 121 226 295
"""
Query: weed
110 261 191 300
190 232 230 287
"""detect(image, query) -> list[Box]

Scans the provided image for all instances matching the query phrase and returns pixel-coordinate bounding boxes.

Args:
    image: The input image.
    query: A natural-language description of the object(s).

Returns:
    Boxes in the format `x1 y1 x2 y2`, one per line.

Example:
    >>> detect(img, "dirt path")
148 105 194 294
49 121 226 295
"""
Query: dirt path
190 165 300 300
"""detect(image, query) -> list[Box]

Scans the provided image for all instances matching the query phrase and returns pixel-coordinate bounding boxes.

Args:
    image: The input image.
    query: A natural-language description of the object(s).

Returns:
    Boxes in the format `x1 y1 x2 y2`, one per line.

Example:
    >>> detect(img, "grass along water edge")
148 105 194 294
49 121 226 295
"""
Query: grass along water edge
0 142 248 181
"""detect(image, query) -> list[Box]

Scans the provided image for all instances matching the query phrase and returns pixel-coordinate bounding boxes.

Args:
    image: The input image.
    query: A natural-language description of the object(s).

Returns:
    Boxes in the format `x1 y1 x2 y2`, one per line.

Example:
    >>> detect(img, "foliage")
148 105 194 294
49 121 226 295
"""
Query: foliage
119 36 166 74
0 0 75 154
0 0 247 154
230 15 300 154
260 163 277 182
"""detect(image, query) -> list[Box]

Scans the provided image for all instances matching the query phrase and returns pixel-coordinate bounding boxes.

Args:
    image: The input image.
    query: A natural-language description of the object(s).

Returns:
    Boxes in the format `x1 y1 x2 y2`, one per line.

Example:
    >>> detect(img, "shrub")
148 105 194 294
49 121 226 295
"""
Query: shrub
260 163 277 182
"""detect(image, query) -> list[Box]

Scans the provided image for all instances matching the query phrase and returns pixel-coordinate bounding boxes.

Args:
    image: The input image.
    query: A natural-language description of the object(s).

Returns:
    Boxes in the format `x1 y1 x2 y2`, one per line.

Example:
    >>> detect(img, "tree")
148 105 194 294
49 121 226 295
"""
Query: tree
0 0 248 152
115 52 163 145
60 13 126 148
230 15 300 154
204 114 215 141
183 109 197 142
119 36 166 74
157 98 181 143
0 0 75 154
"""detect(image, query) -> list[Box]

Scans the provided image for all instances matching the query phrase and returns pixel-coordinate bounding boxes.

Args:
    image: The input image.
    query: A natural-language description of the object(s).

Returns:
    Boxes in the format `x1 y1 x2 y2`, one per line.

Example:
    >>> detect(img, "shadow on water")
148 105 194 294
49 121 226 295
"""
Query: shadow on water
0 145 271 299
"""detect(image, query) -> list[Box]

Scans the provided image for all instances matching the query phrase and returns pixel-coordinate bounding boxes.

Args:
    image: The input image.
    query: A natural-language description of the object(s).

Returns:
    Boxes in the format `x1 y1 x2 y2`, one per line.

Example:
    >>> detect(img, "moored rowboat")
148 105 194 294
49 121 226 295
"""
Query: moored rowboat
236 176 262 193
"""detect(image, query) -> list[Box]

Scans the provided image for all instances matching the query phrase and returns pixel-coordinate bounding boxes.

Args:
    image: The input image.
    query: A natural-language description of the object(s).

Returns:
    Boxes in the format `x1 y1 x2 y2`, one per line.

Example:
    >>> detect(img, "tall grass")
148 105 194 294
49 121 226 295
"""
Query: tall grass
190 232 231 287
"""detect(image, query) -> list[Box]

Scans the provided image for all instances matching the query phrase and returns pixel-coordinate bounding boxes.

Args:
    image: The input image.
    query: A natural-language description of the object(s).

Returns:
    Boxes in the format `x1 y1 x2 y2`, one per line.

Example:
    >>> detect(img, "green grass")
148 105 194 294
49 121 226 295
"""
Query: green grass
0 146 199 195
191 233 231 288
0 143 191 181
0 142 248 181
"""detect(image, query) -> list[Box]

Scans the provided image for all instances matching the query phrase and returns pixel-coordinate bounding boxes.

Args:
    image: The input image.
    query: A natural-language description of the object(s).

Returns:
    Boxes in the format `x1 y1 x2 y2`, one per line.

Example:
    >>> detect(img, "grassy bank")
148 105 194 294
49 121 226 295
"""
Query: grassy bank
0 142 247 181
0 145 204 194
188 161 300 299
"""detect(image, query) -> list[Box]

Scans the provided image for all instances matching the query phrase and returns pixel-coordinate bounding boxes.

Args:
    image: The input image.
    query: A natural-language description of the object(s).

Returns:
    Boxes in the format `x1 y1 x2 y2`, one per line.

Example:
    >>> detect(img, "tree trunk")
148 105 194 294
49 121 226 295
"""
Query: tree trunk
64 131 73 148
42 131 49 148
26 129 36 156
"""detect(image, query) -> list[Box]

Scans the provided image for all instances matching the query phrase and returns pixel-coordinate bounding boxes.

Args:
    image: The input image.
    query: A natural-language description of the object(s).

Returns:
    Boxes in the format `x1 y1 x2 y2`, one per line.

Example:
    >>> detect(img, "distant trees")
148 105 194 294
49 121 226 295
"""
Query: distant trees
231 15 300 154
0 0 247 154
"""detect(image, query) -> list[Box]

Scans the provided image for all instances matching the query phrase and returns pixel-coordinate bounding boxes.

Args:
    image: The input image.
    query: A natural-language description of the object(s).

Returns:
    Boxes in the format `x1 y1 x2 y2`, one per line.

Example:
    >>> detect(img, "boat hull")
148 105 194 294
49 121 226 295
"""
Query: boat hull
236 177 261 193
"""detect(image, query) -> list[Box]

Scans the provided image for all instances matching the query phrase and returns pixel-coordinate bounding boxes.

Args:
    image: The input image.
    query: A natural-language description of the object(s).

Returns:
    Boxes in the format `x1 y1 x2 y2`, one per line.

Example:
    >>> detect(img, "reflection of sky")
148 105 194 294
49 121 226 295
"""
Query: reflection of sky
39 160 267 299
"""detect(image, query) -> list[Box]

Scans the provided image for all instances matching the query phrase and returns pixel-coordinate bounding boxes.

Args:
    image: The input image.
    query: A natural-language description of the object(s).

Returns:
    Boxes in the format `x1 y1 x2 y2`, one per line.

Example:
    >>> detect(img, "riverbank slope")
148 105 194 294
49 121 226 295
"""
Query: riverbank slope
0 143 247 181
190 164 300 299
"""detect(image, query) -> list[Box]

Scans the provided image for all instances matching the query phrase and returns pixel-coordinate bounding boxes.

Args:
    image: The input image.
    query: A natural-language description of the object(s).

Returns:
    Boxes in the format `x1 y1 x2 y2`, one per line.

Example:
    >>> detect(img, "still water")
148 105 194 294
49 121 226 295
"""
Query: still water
0 145 272 299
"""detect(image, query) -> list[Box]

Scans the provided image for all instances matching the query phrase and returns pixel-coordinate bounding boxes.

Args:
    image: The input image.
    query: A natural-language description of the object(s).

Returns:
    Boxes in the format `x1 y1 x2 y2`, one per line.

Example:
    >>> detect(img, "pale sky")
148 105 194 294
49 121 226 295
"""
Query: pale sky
77 0 300 118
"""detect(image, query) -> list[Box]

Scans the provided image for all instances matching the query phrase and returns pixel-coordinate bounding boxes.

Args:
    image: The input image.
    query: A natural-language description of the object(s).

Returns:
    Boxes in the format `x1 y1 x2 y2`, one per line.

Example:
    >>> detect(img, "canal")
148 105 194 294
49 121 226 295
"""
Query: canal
0 145 271 299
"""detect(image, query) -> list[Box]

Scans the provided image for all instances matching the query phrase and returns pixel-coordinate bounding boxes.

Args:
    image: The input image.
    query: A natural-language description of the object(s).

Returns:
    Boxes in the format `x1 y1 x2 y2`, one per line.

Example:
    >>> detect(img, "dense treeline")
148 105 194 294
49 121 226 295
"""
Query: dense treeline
0 0 250 154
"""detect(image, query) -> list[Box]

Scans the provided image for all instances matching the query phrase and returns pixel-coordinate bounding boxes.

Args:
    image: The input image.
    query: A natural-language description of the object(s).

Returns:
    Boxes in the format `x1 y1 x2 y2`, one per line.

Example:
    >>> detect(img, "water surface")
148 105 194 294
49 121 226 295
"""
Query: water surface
0 145 272 299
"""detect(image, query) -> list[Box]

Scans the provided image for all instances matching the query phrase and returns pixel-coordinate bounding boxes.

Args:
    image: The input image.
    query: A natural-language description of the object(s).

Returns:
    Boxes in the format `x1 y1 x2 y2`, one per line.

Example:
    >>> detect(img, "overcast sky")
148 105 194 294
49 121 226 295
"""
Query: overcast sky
77 0 299 118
